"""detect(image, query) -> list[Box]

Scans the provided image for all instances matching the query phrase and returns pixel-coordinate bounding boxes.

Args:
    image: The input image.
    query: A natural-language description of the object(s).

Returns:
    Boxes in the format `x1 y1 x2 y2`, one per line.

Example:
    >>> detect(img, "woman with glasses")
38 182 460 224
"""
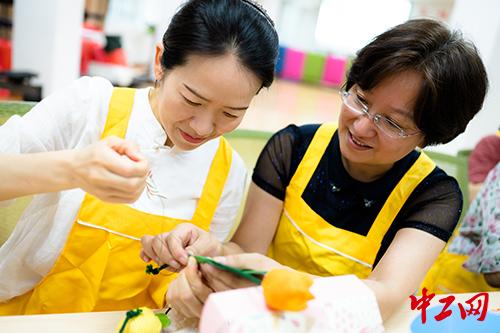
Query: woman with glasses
0 0 278 315
141 19 488 320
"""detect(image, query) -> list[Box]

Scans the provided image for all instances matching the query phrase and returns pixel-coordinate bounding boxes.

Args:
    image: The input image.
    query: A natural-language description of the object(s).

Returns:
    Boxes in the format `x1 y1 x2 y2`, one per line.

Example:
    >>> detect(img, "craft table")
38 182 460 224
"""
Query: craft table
0 292 498 332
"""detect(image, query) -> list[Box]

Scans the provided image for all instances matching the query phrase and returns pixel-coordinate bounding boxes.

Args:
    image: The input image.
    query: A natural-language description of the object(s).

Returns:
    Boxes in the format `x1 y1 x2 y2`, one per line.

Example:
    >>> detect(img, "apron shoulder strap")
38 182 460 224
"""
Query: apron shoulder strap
191 137 233 230
289 123 338 192
367 150 436 242
101 87 136 139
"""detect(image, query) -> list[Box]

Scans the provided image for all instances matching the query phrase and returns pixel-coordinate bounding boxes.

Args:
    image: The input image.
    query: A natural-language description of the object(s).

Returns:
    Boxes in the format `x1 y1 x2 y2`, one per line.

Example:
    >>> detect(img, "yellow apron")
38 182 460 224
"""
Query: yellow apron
268 123 436 278
422 131 500 294
0 88 232 315
421 251 499 294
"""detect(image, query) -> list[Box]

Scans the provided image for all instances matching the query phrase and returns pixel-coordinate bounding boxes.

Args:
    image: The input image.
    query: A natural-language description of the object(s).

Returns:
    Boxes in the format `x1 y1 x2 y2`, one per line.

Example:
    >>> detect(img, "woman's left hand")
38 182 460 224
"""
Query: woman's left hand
199 253 284 291
166 256 214 318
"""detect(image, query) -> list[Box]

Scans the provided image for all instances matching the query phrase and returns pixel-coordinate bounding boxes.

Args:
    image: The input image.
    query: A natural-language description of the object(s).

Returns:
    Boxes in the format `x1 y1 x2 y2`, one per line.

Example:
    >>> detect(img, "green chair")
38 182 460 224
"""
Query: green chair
0 101 36 124
0 197 32 245
224 129 272 172
303 52 326 85
0 101 36 245
224 129 273 234
457 149 472 159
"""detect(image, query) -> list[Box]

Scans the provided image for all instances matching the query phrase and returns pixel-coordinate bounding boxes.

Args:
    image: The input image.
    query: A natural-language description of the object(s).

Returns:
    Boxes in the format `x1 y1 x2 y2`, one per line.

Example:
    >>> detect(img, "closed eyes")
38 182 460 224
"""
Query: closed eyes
181 93 239 119
354 92 407 130
181 95 202 106
223 112 238 119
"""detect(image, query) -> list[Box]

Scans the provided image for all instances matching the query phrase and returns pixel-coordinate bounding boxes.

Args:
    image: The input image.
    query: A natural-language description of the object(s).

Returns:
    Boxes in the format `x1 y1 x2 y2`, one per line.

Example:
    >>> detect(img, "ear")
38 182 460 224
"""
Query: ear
154 42 165 81
416 135 427 149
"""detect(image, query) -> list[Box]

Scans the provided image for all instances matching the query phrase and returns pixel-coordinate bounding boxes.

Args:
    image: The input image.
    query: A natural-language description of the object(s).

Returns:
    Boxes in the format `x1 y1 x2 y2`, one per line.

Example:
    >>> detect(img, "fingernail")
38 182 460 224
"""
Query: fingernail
213 256 226 264
180 253 189 264
188 257 196 265
169 260 180 269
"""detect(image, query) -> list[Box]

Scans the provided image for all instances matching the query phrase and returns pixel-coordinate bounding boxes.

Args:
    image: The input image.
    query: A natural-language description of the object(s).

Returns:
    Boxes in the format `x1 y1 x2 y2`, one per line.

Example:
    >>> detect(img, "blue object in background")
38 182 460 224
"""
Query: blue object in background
411 305 500 333
275 46 286 75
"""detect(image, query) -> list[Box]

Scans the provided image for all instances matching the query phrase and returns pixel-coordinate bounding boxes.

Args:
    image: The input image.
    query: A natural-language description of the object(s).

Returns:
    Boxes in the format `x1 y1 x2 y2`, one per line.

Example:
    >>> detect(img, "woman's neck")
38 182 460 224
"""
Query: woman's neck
148 87 160 123
148 87 173 147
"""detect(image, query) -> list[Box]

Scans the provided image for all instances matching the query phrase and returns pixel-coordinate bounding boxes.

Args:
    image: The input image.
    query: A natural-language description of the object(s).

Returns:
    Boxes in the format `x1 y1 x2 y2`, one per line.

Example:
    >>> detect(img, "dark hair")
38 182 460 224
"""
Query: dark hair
161 0 279 89
345 19 488 146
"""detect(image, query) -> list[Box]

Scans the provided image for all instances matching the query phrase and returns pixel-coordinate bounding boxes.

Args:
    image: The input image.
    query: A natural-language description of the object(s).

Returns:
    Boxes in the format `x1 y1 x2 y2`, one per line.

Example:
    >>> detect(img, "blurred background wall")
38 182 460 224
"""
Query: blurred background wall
2 0 499 154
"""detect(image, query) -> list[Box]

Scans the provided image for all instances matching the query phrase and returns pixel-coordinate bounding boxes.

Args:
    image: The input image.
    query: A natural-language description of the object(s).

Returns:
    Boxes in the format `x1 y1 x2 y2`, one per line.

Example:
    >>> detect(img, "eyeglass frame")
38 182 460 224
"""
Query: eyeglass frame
339 89 420 139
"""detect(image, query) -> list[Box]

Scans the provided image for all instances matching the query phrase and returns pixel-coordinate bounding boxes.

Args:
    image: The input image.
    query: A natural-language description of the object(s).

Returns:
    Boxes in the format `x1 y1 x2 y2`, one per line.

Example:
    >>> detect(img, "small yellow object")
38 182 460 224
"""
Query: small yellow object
117 307 162 333
262 268 315 311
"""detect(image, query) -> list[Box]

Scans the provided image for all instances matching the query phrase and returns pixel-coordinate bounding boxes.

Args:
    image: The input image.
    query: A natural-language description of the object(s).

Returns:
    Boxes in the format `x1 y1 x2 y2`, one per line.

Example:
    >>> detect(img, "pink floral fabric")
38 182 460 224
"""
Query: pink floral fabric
449 162 500 273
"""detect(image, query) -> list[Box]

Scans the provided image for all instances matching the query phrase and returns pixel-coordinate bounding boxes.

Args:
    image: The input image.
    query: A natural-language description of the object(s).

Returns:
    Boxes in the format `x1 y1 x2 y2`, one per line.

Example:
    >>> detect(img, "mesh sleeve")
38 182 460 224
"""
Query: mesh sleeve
251 125 298 200
375 174 463 267
399 176 463 241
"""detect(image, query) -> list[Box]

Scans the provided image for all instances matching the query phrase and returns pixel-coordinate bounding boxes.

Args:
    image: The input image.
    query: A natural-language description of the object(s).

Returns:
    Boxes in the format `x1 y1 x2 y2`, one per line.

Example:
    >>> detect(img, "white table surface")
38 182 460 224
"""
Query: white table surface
0 292 498 333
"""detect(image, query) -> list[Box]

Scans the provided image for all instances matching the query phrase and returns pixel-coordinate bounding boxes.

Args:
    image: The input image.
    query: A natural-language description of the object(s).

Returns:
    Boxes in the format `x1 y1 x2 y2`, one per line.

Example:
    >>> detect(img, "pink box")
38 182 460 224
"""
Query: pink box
199 275 383 333
322 55 347 87
281 48 306 81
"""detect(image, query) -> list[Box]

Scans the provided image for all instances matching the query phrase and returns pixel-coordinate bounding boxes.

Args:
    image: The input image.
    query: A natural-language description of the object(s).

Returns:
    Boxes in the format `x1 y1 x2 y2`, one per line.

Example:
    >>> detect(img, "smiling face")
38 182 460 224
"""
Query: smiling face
151 46 262 150
338 70 426 181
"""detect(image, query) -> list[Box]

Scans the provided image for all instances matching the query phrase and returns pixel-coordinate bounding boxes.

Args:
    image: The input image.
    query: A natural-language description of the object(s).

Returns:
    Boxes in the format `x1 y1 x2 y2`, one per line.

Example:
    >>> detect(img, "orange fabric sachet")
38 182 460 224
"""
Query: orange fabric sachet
262 269 315 311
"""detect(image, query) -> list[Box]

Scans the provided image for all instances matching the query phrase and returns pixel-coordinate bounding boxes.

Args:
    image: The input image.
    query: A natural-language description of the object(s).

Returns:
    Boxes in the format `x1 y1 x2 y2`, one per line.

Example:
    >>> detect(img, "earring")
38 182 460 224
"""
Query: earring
154 80 159 88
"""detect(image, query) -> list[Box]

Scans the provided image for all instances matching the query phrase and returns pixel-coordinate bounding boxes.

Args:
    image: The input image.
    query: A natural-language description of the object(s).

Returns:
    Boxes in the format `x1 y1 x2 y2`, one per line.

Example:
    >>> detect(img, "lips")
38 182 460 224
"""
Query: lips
180 129 205 144
348 131 372 149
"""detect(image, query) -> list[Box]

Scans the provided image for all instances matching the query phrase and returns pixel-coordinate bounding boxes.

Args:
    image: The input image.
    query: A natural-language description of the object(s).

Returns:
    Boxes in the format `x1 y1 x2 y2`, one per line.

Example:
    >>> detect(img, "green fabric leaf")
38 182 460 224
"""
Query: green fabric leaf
155 313 171 328
192 255 267 285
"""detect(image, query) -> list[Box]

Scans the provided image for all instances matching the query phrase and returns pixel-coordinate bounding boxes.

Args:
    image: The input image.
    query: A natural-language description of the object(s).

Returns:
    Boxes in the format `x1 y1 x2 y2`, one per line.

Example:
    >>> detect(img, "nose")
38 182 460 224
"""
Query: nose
189 110 215 137
352 112 377 136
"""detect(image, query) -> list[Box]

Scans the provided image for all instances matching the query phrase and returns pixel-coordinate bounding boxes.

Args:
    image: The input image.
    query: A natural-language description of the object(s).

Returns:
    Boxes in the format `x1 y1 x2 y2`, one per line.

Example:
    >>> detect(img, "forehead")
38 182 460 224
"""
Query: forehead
170 53 262 103
362 71 422 116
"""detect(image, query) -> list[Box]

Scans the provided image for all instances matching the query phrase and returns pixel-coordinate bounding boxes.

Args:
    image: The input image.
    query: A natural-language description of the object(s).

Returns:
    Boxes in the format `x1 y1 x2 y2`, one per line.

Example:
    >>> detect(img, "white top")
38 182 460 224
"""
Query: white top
0 77 247 300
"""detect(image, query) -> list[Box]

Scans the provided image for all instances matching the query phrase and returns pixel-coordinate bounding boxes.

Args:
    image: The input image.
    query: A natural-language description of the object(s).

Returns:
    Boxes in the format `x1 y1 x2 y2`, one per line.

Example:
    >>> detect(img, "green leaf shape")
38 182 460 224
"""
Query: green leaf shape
192 255 267 285
145 263 169 275
119 308 143 333
155 313 172 328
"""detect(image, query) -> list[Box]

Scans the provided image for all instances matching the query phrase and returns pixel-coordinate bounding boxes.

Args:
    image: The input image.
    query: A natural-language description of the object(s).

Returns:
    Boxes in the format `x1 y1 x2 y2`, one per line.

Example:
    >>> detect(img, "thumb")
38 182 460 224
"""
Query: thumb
122 143 146 162
185 233 218 258
212 253 278 271
183 230 200 256
106 136 145 162
185 244 202 257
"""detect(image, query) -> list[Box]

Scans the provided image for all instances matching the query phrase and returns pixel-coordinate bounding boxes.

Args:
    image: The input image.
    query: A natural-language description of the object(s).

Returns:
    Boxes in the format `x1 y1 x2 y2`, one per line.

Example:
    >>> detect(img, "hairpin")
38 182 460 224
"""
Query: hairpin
241 0 276 29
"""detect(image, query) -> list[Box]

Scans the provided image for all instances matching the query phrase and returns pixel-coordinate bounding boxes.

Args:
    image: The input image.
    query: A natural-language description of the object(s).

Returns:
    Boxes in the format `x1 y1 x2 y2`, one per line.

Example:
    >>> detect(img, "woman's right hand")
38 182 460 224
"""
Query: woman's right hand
140 223 223 271
70 136 149 203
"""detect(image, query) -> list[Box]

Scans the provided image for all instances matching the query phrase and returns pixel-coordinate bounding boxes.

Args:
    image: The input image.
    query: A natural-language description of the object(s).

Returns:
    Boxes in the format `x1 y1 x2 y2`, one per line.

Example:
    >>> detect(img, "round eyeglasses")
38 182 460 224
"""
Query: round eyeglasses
339 90 420 139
